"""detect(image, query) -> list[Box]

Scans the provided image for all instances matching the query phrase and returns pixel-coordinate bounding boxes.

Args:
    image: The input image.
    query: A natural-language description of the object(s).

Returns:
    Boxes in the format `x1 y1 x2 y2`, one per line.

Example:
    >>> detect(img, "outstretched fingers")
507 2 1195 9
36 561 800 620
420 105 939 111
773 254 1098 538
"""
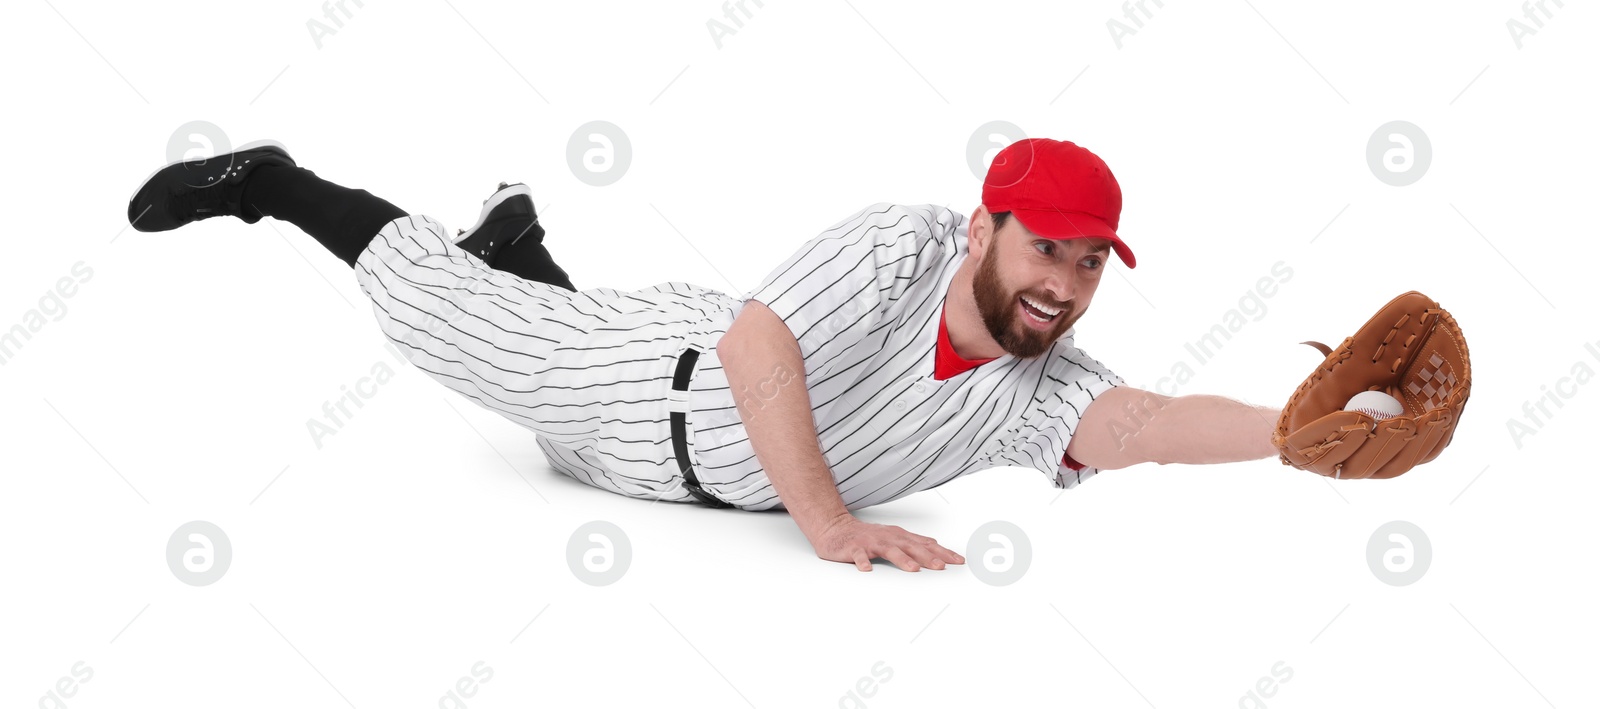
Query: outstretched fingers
851 549 873 572
882 546 922 572
822 519 968 573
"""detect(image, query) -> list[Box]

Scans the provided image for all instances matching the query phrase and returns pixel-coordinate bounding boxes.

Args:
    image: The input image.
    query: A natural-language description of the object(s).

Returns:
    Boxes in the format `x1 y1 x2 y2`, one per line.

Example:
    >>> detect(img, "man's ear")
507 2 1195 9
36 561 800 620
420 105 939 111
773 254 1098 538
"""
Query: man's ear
969 205 994 258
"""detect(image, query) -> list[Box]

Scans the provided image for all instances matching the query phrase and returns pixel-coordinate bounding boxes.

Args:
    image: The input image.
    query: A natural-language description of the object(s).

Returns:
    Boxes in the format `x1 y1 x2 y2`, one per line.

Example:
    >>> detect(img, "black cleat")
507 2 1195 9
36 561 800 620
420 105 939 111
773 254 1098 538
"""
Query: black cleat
454 182 574 291
127 139 297 232
453 182 545 262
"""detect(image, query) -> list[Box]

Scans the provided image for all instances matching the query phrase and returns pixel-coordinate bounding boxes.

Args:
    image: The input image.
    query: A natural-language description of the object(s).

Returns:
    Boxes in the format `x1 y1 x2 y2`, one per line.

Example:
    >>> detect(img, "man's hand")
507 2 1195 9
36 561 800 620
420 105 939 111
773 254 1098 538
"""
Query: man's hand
725 301 964 572
810 512 966 572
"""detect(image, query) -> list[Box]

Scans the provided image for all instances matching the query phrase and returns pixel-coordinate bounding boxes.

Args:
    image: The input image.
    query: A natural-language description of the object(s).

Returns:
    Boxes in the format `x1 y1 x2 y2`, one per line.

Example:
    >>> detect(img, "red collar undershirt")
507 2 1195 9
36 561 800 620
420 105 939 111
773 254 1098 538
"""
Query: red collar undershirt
933 302 1086 472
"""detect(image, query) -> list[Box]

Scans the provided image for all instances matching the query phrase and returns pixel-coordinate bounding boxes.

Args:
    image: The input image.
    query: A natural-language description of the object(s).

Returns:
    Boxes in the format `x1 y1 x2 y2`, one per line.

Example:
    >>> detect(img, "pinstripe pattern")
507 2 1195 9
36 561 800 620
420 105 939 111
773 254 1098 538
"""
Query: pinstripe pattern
354 214 739 504
688 203 1125 511
353 206 1122 511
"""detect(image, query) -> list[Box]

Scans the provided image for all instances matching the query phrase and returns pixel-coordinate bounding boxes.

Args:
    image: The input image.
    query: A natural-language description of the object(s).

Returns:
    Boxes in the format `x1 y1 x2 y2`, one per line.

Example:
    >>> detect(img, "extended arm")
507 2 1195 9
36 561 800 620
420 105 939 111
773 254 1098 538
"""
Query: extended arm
719 300 965 572
1066 386 1281 468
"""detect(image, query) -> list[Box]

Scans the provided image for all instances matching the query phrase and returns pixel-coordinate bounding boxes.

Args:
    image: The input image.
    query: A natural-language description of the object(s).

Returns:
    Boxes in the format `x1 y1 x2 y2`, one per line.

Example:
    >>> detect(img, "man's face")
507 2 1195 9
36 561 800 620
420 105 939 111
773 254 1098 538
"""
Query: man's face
970 212 1111 359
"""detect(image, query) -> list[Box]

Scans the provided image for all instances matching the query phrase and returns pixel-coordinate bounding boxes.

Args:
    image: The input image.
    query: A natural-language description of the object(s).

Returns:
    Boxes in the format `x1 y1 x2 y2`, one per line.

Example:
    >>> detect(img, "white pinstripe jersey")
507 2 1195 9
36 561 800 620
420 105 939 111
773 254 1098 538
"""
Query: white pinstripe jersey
353 206 1124 512
686 202 1126 510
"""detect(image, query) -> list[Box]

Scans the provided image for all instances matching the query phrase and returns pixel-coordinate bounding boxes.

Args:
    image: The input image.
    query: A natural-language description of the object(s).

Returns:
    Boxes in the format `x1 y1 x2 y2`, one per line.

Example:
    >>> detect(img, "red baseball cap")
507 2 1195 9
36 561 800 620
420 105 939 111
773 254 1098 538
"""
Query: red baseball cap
982 138 1137 269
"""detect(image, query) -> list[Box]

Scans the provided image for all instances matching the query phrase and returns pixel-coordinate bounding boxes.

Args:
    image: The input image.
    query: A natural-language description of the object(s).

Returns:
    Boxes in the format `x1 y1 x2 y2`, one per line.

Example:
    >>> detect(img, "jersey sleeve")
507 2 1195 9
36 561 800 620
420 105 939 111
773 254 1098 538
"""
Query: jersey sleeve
1049 342 1126 489
989 336 1126 490
739 203 948 384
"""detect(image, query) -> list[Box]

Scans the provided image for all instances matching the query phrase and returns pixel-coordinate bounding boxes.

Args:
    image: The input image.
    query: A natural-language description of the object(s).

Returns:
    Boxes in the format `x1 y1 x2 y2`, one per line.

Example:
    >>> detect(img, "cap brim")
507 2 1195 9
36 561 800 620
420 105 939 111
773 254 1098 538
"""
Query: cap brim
1011 208 1137 269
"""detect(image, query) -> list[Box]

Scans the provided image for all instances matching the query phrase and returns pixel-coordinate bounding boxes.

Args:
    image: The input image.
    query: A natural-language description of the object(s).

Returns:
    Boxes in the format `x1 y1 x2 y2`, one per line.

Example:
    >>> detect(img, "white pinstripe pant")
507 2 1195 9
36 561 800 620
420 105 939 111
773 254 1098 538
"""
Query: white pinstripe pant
353 214 740 505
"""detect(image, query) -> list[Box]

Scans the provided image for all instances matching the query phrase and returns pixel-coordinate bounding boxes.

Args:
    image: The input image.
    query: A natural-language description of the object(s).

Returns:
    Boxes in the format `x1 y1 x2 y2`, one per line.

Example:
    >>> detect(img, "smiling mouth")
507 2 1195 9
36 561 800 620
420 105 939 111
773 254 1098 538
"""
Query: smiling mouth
1018 295 1062 328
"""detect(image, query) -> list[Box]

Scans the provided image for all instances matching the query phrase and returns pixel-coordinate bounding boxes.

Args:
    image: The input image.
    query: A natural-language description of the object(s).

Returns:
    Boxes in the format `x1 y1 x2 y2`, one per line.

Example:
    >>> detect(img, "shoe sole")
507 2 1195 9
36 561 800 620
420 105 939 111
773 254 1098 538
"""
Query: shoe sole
454 182 535 245
127 138 292 205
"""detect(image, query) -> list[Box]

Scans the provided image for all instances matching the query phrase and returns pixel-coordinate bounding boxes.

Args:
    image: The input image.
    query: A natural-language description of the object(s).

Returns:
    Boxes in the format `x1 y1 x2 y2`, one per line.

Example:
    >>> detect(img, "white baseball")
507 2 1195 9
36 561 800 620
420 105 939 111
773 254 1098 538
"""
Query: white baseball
1345 390 1404 420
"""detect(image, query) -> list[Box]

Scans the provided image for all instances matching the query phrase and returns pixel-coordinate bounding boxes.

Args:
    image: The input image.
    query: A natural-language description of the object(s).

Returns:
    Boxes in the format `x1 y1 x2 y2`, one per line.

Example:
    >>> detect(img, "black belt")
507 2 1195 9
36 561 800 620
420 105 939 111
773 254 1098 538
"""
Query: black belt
669 347 732 508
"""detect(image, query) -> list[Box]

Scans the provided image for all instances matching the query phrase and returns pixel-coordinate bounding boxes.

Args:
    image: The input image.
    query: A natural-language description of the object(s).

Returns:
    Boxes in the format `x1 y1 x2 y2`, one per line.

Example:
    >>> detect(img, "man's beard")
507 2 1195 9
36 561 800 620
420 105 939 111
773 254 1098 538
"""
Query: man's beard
971 244 1084 359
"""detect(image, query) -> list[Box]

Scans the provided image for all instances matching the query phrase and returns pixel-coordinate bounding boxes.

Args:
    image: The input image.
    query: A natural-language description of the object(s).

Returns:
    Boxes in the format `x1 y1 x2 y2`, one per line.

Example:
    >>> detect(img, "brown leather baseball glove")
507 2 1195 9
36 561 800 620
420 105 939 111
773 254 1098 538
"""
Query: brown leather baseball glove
1272 291 1471 479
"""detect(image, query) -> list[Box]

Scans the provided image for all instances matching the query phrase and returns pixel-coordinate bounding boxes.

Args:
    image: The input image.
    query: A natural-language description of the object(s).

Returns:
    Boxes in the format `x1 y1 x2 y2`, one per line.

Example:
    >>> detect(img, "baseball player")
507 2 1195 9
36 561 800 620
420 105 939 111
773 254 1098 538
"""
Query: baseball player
127 137 1285 572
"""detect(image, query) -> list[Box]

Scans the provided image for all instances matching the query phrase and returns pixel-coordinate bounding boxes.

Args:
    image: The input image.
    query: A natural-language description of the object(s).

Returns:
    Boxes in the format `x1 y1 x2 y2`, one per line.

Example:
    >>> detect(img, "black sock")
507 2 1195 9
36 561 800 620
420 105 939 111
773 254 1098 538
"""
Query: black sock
242 164 408 268
492 238 577 291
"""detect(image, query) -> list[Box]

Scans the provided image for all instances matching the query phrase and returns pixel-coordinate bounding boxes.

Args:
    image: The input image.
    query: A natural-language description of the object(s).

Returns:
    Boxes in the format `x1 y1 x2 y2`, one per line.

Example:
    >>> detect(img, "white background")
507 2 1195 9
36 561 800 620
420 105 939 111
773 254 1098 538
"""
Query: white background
2 1 1595 707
